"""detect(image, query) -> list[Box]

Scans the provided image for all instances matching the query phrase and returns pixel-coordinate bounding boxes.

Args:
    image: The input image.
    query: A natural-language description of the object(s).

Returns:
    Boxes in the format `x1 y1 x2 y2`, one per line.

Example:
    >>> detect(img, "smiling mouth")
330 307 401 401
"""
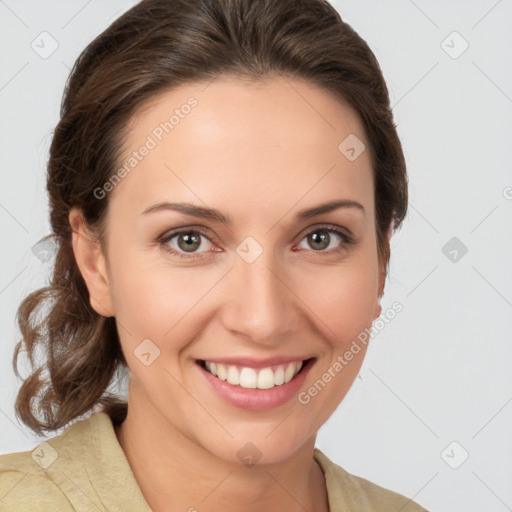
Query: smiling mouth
197 358 314 390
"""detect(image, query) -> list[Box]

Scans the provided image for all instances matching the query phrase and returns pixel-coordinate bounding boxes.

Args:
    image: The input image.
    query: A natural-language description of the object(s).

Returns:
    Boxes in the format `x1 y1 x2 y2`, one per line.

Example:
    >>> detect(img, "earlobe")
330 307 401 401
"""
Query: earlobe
373 301 382 321
373 269 384 321
373 223 392 320
68 208 114 317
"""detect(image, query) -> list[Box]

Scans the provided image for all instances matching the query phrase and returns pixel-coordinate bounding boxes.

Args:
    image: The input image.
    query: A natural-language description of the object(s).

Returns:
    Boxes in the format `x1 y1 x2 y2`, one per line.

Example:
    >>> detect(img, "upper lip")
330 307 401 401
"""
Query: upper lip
198 356 314 369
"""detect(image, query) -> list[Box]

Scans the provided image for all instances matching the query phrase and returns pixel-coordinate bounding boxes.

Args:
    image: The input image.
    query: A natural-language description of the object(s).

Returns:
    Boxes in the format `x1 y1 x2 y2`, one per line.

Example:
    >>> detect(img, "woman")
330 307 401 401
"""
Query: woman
0 0 429 510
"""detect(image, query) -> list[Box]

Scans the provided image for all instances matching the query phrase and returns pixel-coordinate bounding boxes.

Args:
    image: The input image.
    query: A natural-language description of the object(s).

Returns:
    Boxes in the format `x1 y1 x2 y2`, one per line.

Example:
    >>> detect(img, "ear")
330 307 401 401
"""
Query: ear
373 223 393 320
69 207 114 317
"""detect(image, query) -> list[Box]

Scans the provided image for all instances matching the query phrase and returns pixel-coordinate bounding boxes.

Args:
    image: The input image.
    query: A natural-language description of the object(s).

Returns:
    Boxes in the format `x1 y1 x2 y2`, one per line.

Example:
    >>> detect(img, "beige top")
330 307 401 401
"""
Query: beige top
0 411 429 511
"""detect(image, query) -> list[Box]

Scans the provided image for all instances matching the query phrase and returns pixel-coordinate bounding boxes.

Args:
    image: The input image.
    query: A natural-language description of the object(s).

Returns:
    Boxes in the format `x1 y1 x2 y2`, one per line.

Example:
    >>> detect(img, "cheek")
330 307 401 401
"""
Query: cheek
295 255 379 342
107 247 226 361
110 266 200 339
106 247 203 341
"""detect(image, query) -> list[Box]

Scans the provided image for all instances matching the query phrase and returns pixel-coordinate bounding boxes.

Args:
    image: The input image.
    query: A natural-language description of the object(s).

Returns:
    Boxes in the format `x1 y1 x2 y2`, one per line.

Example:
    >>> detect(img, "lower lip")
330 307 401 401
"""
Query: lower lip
196 359 315 411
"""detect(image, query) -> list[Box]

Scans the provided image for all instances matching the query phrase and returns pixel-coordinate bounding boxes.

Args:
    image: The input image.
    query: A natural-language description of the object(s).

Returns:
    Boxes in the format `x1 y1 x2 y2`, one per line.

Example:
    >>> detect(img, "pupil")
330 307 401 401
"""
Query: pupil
310 230 329 250
179 232 200 252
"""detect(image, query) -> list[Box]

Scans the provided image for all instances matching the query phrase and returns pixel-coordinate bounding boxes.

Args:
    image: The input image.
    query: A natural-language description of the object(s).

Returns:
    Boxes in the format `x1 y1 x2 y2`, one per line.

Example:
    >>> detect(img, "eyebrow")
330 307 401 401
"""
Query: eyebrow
140 199 365 224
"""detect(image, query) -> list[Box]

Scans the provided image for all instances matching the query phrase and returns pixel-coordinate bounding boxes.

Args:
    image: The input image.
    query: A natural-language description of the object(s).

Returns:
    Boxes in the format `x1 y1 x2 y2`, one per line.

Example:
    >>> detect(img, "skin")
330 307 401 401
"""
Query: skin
69 76 388 512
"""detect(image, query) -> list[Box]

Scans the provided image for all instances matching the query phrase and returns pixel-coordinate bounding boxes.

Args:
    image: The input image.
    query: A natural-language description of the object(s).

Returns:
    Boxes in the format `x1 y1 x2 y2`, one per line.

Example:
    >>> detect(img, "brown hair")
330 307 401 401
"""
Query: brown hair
13 0 407 435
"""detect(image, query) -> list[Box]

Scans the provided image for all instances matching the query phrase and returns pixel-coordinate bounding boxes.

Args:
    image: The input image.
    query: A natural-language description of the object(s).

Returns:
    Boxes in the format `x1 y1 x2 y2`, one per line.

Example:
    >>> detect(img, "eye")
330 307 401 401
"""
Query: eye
158 228 216 259
157 224 355 260
296 224 355 254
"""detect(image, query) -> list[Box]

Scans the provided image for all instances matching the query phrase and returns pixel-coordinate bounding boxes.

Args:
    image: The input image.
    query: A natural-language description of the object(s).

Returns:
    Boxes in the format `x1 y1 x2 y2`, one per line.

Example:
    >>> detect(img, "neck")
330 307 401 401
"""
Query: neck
114 389 329 512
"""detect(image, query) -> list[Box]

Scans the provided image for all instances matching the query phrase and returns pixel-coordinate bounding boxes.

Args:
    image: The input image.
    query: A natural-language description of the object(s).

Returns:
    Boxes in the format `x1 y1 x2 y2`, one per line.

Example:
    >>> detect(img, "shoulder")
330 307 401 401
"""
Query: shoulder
0 411 151 512
0 450 73 511
0 412 108 511
313 448 430 511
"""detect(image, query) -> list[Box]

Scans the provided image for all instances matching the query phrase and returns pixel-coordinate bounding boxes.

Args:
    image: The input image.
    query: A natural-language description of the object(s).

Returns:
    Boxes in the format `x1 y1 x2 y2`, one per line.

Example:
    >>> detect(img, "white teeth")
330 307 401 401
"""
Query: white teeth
217 363 227 381
274 366 285 385
239 367 257 388
227 365 240 385
205 361 218 376
284 363 296 383
257 368 275 389
203 360 305 389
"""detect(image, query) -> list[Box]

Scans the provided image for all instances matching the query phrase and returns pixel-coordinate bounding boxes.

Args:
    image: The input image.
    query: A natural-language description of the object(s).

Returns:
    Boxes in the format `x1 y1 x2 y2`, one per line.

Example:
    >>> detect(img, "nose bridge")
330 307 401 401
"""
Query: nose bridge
224 241 294 342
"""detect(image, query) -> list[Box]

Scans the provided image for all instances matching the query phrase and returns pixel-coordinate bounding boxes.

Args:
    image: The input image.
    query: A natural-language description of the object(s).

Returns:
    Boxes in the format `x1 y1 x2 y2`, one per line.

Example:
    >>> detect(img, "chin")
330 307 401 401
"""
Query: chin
197 424 315 468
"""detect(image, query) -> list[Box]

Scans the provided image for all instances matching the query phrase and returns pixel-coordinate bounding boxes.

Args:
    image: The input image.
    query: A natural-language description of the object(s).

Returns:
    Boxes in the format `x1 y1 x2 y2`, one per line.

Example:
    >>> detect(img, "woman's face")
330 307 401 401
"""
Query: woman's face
78 76 384 464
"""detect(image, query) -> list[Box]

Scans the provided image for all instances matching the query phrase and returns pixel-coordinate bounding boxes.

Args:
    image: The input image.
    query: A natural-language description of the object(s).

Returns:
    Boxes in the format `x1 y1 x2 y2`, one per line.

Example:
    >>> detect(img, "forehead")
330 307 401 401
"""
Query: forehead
109 76 374 222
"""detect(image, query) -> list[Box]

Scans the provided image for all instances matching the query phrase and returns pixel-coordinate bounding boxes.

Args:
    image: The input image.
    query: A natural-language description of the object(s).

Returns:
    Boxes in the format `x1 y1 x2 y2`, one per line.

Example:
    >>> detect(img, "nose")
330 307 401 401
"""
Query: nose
219 246 299 345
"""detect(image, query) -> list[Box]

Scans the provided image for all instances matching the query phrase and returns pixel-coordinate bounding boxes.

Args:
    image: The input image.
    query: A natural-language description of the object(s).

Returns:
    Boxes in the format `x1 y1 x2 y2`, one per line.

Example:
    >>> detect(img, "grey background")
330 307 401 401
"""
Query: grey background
1 1 511 511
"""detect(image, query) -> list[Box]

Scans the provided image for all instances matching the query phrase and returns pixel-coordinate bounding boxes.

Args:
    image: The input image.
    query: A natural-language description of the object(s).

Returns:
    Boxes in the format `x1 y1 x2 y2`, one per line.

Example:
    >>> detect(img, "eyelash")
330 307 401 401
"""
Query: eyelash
156 224 356 260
